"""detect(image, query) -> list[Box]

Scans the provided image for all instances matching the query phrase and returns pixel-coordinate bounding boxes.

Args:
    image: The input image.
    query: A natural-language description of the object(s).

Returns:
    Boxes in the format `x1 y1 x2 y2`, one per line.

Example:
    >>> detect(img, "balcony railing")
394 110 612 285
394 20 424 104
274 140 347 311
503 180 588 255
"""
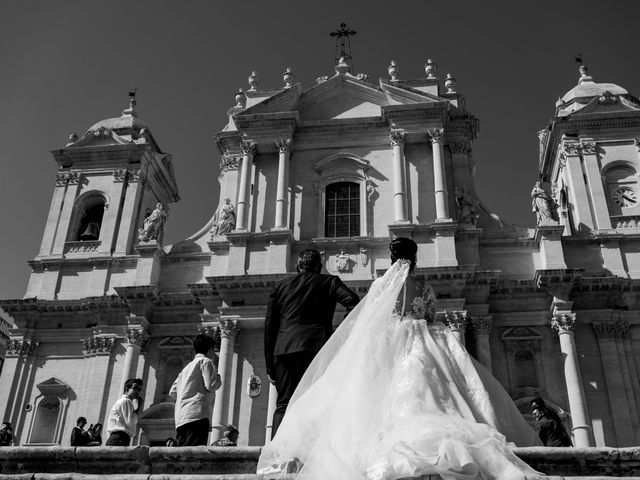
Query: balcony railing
63 240 101 254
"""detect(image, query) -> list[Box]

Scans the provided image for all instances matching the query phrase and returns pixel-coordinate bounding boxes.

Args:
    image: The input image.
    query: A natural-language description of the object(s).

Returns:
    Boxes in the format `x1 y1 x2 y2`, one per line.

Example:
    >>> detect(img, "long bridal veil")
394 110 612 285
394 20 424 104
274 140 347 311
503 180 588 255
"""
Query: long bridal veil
258 260 542 480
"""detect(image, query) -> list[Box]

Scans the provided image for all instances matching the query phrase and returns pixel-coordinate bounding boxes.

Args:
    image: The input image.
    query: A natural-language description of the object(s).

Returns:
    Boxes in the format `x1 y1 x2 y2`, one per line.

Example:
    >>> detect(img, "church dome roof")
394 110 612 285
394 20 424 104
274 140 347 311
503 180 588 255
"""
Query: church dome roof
87 97 149 133
556 65 628 114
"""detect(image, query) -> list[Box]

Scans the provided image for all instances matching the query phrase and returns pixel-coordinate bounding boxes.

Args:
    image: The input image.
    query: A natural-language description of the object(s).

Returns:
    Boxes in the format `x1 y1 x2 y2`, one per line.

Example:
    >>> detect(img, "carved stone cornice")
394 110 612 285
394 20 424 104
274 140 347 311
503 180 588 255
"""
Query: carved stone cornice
389 131 406 147
5 338 38 357
551 312 576 334
82 335 115 356
240 141 257 157
444 310 467 330
428 128 445 144
275 138 293 153
471 316 493 335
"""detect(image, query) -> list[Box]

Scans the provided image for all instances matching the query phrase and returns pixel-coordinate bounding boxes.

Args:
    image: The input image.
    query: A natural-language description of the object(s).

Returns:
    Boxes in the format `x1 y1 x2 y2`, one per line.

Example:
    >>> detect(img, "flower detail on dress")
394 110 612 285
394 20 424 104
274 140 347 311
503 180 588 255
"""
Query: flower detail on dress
411 296 427 318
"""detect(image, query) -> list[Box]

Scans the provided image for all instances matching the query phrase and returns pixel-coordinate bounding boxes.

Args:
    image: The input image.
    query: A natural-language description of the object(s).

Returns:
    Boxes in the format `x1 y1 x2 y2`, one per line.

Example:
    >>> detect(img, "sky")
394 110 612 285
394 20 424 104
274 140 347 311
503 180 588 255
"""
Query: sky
1 0 640 301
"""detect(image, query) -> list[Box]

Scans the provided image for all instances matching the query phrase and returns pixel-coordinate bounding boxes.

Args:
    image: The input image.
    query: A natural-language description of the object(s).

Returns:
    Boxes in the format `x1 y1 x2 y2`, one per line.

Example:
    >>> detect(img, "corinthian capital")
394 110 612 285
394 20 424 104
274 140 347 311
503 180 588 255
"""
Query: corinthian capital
6 338 39 357
275 138 293 153
389 131 406 147
551 312 576 334
241 141 257 157
428 128 445 144
219 317 241 340
471 316 493 334
125 328 149 348
444 311 467 330
82 335 115 356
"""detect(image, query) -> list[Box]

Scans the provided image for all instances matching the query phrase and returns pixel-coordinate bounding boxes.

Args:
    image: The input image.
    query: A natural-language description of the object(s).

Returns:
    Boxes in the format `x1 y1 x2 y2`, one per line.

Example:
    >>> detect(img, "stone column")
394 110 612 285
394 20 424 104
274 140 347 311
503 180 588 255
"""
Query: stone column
390 131 408 222
274 138 292 230
210 317 241 443
428 129 449 220
444 311 466 346
119 326 149 393
471 316 493 372
81 335 115 429
551 312 593 447
236 141 256 231
265 383 278 443
1 339 38 439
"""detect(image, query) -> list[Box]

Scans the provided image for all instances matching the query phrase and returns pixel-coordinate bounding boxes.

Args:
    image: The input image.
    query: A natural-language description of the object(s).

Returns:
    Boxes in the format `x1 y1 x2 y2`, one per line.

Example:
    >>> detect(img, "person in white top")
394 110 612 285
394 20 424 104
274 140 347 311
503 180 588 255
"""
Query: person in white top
105 378 143 446
169 334 222 446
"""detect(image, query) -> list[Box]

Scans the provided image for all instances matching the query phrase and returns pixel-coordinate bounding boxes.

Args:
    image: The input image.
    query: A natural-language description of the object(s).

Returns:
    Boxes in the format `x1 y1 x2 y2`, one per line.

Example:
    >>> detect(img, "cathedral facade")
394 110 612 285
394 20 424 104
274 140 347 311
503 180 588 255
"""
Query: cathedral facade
1 58 639 448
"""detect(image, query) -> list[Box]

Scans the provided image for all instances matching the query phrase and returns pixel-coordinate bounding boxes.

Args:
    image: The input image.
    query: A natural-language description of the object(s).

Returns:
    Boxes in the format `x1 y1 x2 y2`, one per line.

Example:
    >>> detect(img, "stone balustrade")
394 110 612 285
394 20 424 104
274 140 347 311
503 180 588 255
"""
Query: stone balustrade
0 446 639 479
611 215 640 229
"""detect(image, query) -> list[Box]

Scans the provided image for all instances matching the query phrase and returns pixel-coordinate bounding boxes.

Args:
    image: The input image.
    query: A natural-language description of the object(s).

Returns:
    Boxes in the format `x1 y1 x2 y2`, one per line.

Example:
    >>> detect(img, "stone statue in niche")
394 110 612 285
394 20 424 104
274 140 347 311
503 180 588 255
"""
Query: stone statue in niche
531 181 558 224
138 202 168 242
455 187 480 226
247 374 262 397
211 197 236 237
335 251 351 273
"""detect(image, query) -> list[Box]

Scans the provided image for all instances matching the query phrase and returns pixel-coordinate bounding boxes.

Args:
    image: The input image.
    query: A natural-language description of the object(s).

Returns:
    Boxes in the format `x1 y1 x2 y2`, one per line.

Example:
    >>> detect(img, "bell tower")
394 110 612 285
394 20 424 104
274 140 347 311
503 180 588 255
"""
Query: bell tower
27 95 179 299
539 64 640 277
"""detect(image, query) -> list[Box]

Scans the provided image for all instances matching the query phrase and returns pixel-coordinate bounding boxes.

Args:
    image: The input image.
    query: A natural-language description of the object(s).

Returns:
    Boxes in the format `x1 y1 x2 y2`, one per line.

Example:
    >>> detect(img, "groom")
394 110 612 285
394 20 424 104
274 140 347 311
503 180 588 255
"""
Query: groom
265 249 360 438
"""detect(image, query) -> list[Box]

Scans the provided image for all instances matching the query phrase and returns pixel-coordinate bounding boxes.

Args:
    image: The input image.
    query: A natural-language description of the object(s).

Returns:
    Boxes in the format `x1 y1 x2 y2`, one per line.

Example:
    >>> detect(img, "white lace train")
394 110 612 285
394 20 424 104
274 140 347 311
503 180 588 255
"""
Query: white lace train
258 261 543 480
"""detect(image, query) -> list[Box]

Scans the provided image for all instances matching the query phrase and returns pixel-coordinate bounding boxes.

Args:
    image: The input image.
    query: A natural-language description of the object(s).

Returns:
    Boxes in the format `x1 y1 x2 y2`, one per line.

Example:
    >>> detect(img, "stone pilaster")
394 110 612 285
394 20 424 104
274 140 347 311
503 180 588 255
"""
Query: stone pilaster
471 315 493 372
119 325 149 393
551 312 593 447
444 310 466 345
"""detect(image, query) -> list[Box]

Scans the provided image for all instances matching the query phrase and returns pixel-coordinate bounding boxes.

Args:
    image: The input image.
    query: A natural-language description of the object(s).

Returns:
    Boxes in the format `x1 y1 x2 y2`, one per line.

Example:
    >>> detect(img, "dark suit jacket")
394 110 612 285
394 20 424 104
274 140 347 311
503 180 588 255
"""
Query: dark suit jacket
264 271 360 376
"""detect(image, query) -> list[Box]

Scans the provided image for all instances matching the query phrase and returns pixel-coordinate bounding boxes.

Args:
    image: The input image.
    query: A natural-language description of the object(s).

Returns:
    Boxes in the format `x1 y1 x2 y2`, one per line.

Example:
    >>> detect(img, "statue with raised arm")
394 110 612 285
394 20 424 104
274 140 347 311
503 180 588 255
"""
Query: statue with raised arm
531 181 556 224
138 202 168 242
211 197 236 237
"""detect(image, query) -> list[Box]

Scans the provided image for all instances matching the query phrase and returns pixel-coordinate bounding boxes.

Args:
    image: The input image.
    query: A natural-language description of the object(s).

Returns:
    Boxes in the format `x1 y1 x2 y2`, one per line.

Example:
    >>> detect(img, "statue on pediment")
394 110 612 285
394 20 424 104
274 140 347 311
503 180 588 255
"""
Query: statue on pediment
531 181 557 224
212 197 236 237
138 202 168 242
455 187 479 226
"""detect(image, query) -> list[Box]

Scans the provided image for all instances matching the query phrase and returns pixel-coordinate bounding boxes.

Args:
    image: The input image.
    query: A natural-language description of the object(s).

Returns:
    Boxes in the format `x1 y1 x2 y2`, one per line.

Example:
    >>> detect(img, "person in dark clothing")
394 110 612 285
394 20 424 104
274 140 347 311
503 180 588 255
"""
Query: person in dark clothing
0 422 15 446
265 249 360 438
70 417 92 446
531 397 572 447
213 425 239 446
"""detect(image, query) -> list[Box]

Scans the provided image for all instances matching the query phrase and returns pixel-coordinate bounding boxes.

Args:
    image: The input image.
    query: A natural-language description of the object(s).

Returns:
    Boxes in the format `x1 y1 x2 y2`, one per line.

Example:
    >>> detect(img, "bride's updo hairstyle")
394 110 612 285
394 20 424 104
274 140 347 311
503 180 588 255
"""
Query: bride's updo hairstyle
389 237 417 272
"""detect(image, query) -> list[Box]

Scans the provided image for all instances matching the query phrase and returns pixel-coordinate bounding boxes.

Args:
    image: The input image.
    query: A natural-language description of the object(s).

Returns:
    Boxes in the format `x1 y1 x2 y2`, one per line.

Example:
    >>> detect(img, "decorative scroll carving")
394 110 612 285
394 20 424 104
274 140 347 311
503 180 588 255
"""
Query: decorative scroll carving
240 141 257 157
580 141 597 155
6 339 38 357
56 172 68 186
219 317 241 339
316 75 328 85
593 320 629 340
82 336 115 356
247 374 262 397
275 138 293 153
220 154 240 172
335 251 351 273
471 316 493 334
550 312 576 334
67 171 81 185
113 169 127 183
125 328 149 348
389 131 406 147
598 91 619 105
444 311 467 330
428 128 445 144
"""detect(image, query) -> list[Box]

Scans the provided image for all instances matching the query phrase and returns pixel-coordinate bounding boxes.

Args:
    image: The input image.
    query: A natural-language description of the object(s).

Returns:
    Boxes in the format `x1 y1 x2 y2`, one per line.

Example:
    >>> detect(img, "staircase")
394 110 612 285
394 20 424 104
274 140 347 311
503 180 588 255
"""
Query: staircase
0 446 639 479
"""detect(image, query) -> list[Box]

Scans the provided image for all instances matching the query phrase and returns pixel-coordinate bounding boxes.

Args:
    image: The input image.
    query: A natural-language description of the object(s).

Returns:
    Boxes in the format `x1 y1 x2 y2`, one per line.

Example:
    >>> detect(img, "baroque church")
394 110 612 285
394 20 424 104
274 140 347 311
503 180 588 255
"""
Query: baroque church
1 53 640 449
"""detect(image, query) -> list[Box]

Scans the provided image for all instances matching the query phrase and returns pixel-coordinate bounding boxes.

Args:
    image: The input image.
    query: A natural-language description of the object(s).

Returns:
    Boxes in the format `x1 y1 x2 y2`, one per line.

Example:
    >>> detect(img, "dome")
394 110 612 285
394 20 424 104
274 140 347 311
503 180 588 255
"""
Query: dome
556 65 628 110
86 98 149 133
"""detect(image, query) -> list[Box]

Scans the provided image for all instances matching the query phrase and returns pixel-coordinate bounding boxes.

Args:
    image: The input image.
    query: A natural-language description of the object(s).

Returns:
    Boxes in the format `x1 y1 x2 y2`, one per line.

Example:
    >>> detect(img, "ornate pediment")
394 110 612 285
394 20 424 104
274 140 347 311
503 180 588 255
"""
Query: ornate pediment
564 92 640 117
65 127 133 149
237 83 302 116
501 326 542 340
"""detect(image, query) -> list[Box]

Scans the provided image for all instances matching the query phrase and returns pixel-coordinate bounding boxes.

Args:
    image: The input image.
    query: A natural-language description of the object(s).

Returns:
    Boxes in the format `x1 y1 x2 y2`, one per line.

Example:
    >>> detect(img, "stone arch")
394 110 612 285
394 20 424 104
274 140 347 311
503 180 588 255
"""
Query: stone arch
70 190 110 242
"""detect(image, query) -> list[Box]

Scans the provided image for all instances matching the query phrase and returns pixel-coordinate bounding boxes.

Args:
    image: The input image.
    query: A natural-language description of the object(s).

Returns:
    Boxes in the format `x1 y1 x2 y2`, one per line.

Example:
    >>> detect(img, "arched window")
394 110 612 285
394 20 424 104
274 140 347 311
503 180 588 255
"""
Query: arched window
72 193 106 241
325 182 360 238
30 396 61 444
606 166 638 216
515 350 538 388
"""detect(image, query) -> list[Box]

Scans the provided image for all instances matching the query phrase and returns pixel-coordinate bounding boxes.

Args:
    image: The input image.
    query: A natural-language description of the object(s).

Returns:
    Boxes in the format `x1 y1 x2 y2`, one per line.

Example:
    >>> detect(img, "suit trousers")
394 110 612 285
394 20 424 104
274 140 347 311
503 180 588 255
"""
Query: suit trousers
272 351 317 439
176 418 210 446
105 431 131 446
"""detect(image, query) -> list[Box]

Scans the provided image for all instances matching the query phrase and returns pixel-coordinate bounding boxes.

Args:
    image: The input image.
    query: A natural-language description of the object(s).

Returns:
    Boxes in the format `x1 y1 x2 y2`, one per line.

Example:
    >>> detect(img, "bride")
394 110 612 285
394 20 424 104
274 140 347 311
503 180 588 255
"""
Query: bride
258 237 544 480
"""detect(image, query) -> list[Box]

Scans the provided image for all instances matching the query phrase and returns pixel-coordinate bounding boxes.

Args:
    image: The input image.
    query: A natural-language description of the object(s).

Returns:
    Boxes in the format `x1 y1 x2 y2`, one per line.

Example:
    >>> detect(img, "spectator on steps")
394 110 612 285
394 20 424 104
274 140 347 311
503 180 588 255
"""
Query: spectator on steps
213 425 239 446
70 417 93 446
0 422 15 446
105 378 143 446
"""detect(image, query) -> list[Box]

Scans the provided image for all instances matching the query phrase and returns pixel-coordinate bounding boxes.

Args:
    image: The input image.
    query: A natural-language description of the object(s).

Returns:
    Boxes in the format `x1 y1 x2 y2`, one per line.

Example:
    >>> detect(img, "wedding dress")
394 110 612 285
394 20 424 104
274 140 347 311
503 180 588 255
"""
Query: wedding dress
258 260 544 480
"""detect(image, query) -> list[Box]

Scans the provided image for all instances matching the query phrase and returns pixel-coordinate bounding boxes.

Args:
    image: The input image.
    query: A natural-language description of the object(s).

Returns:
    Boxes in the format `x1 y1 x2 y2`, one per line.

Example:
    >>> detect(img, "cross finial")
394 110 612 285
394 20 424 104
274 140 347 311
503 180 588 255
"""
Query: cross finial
329 23 356 65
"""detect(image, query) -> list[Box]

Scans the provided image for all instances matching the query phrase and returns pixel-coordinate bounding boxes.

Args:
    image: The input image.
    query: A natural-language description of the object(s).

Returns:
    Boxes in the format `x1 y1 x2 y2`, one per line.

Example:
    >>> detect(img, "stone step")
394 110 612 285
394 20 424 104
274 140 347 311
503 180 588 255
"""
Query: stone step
0 446 638 478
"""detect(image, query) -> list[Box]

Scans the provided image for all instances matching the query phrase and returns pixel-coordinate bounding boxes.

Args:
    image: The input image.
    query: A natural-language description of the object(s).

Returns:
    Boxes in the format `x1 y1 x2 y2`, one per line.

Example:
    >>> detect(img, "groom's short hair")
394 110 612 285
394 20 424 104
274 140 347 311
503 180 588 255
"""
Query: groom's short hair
297 249 322 272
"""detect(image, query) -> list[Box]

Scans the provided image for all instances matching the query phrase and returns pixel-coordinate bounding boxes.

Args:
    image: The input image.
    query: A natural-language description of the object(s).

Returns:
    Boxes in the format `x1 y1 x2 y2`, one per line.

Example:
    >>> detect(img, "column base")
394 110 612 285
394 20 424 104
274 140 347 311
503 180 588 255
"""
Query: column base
430 221 458 267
